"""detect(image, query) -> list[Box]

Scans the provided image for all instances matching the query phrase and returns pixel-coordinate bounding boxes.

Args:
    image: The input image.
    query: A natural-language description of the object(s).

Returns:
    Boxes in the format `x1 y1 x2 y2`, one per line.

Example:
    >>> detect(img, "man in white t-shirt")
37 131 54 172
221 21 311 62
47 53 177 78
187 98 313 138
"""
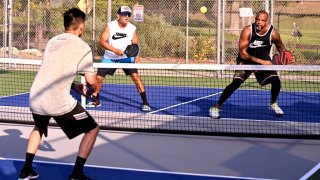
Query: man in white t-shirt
18 8 99 180
87 6 151 112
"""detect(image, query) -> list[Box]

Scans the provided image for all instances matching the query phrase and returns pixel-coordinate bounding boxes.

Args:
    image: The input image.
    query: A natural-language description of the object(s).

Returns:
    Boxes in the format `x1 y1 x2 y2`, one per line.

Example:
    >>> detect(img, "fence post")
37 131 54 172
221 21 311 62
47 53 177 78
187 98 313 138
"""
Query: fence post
92 0 96 59
265 0 270 13
107 0 111 22
216 0 221 64
27 0 30 49
4 0 8 56
221 0 226 64
185 0 189 64
8 0 12 58
270 0 274 56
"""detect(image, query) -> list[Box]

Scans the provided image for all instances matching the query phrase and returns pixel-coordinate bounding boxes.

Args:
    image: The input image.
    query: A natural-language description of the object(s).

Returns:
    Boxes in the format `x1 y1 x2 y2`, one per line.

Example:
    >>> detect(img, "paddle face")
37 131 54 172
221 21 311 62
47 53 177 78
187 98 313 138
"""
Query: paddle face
272 51 294 65
124 44 140 57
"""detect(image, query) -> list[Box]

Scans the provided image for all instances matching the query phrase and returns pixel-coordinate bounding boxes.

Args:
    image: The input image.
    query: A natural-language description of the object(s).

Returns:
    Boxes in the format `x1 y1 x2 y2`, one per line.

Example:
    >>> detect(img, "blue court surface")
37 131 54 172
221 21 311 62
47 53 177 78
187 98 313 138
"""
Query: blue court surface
0 158 256 180
0 80 319 180
0 84 319 122
1 123 320 180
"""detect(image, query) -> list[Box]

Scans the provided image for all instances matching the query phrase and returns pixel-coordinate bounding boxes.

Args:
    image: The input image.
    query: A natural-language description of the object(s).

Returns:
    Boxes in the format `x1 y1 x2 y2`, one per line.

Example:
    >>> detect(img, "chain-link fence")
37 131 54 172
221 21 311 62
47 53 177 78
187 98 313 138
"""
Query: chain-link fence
0 0 319 64
221 0 266 64
222 0 320 65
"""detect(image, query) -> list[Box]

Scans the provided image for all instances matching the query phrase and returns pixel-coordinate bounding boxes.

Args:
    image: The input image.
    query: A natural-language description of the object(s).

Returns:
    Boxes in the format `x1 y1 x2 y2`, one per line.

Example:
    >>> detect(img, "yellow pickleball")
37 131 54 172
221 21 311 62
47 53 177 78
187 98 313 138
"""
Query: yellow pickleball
200 6 207 13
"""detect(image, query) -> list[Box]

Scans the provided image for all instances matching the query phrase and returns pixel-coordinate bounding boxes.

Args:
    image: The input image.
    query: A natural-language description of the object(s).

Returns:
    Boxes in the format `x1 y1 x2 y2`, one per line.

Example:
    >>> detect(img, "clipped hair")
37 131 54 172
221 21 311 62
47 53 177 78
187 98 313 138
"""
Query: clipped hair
63 8 86 30
256 10 269 20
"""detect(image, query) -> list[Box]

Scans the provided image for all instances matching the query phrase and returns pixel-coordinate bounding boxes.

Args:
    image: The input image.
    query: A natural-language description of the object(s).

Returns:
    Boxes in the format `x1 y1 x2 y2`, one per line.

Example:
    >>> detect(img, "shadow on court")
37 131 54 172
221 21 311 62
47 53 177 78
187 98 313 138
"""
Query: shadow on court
221 140 315 179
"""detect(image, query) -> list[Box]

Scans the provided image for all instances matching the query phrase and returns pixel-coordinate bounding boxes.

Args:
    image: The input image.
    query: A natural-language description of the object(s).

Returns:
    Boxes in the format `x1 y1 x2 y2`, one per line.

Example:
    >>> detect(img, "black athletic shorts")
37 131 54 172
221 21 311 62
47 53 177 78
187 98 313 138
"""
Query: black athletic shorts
97 57 138 77
234 70 278 86
97 67 138 77
33 103 98 139
234 61 279 86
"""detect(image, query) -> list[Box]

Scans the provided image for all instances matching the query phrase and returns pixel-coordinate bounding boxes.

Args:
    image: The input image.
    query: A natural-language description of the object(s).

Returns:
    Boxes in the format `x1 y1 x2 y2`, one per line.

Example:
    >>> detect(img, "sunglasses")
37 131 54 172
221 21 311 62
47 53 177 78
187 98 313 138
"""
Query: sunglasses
120 13 132 17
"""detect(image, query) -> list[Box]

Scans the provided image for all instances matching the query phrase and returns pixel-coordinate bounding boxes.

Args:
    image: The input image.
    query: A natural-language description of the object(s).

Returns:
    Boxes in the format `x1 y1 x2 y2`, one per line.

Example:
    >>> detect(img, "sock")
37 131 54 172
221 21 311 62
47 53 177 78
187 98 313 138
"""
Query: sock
140 92 149 105
23 153 35 171
72 156 87 176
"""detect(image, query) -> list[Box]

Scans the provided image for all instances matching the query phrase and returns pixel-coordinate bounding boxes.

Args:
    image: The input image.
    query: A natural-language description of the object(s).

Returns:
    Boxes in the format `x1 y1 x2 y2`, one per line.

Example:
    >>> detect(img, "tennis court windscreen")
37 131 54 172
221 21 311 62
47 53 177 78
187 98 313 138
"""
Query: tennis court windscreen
0 58 319 138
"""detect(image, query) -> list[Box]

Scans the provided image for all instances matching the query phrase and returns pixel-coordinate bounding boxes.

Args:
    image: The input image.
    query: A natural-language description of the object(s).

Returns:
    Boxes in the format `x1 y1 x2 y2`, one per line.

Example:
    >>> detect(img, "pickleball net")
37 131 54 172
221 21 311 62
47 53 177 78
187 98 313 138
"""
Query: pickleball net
0 58 319 138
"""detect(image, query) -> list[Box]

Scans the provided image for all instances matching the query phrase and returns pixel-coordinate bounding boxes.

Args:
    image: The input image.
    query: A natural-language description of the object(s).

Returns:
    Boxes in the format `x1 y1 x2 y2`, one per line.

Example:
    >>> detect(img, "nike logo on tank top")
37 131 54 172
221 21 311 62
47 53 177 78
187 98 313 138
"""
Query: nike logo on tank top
247 24 273 60
103 20 136 59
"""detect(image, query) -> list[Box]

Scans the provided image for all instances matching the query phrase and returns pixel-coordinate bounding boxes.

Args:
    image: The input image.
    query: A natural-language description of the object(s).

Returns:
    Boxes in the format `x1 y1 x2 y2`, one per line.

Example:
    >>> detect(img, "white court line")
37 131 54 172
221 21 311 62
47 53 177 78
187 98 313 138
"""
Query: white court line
0 92 29 99
299 162 320 180
1 157 275 180
148 92 223 114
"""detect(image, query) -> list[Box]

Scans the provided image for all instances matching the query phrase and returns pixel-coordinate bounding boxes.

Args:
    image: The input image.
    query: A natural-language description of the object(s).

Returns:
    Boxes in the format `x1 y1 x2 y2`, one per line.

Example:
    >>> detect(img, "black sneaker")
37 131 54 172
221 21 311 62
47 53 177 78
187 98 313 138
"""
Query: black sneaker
69 173 91 180
18 168 39 180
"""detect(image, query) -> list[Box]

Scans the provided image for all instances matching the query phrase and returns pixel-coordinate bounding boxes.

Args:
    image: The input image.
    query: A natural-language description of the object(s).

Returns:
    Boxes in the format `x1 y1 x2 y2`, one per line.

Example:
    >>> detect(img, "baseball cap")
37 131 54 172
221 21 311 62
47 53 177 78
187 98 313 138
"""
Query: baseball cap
117 6 132 14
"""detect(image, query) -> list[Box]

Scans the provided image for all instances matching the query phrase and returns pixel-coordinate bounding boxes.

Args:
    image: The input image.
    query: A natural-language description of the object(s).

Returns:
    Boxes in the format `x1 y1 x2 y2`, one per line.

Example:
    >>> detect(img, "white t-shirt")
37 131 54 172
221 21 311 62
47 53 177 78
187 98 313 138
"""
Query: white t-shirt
103 20 136 59
29 33 94 116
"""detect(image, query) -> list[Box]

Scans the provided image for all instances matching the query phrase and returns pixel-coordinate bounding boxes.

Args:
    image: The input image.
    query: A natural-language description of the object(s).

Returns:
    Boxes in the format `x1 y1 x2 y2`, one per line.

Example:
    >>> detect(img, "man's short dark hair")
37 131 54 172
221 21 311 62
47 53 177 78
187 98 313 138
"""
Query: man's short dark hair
256 10 269 19
63 8 86 30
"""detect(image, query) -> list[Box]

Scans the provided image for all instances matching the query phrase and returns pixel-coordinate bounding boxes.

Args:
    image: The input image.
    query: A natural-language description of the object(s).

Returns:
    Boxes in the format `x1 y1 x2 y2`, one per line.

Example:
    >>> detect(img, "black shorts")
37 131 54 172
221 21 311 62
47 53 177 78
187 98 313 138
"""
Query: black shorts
97 57 138 77
234 70 279 86
33 103 98 139
97 68 138 77
234 60 279 86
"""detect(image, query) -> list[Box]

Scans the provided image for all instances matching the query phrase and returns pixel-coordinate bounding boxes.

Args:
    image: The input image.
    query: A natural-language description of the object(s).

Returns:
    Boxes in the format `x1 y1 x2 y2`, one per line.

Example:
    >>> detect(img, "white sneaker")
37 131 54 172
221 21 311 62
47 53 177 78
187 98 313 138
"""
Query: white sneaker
141 104 151 112
86 101 101 108
209 107 220 119
269 103 284 116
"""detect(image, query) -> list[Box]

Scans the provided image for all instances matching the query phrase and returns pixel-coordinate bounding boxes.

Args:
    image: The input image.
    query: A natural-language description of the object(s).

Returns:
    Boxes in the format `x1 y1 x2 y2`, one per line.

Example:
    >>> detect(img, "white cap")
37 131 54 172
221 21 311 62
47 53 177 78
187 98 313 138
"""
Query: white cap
118 6 132 14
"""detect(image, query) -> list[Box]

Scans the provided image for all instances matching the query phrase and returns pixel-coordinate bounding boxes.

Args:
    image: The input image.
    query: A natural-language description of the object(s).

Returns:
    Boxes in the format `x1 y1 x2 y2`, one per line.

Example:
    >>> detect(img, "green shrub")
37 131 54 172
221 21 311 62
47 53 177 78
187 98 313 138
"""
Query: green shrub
189 19 213 28
134 14 185 58
190 35 215 60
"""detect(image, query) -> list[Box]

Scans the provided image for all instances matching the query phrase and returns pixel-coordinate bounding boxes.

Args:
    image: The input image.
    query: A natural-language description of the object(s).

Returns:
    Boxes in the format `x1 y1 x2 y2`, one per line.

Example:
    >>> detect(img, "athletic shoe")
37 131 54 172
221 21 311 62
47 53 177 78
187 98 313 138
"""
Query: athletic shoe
141 104 151 112
269 102 284 116
18 168 39 180
86 101 101 108
86 95 101 108
209 107 220 119
69 174 91 180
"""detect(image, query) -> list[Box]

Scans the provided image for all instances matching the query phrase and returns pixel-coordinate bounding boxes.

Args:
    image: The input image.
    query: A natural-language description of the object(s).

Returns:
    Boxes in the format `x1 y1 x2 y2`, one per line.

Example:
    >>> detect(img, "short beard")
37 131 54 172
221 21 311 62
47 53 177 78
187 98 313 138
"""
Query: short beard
255 26 262 32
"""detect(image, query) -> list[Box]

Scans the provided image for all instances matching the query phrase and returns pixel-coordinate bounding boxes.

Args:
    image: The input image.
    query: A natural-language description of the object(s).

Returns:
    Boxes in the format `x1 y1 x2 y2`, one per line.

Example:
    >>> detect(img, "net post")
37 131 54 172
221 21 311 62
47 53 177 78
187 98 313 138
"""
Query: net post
80 76 86 108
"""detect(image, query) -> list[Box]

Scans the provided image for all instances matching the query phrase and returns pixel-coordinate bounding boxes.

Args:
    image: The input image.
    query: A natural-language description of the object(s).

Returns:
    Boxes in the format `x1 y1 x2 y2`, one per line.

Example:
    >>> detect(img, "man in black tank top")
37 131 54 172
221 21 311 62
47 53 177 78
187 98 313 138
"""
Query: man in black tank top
209 10 288 119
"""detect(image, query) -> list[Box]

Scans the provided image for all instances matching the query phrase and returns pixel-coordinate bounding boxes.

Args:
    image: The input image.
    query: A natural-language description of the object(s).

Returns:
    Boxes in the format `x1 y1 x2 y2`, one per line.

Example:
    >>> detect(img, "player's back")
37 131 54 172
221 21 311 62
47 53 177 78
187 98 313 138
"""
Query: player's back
30 33 91 116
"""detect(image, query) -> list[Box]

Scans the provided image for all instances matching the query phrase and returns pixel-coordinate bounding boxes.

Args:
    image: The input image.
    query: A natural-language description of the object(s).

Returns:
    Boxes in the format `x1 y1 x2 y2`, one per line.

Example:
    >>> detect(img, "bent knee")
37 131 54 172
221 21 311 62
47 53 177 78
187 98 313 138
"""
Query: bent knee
89 125 100 136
